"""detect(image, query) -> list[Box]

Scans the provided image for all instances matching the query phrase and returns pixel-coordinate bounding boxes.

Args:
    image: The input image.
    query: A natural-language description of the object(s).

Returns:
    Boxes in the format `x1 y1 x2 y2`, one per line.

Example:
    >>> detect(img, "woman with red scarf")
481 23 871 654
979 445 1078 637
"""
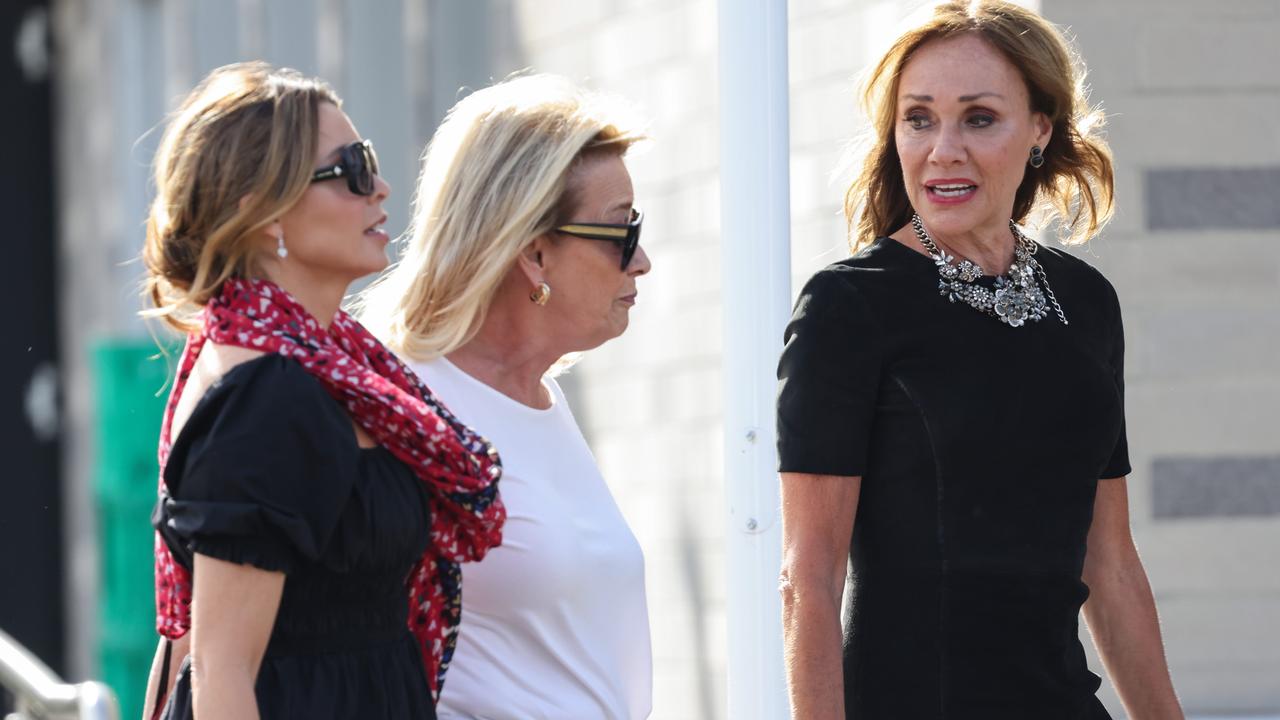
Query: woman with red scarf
138 62 504 720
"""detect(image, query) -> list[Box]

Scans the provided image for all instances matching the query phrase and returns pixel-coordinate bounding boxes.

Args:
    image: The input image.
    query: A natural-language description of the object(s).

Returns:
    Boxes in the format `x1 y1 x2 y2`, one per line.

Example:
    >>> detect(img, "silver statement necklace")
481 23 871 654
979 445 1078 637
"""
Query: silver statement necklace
910 213 1068 327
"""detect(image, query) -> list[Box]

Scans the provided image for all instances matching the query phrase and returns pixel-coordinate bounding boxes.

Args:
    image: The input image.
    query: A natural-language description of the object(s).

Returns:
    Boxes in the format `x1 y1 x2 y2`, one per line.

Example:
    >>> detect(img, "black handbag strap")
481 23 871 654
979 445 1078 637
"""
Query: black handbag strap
150 638 173 720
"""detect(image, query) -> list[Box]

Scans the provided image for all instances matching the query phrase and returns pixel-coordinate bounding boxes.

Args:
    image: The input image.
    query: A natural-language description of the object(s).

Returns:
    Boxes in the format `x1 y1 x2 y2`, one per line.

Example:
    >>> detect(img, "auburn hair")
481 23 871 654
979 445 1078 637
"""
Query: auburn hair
844 1 1114 251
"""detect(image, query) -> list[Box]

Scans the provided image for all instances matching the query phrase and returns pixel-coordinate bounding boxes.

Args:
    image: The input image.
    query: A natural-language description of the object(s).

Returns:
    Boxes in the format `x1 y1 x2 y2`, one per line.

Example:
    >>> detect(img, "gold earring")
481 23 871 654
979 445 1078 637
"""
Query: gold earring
529 281 551 306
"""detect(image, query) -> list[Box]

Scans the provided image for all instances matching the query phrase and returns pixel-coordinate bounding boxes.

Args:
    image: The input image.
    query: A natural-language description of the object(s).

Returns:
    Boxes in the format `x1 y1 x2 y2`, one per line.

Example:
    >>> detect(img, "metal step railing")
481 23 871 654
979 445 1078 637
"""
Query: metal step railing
0 629 118 720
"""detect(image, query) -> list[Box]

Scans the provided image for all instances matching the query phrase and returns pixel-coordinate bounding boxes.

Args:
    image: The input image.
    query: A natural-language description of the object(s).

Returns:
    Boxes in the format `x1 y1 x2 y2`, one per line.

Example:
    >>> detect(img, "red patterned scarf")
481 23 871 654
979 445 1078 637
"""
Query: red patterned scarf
153 277 504 699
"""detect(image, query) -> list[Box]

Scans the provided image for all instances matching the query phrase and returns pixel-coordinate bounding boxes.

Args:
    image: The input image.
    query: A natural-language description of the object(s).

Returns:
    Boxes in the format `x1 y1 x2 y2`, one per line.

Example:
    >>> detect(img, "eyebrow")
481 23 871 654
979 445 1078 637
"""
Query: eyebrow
901 92 1005 103
316 147 343 166
319 139 359 164
603 199 634 218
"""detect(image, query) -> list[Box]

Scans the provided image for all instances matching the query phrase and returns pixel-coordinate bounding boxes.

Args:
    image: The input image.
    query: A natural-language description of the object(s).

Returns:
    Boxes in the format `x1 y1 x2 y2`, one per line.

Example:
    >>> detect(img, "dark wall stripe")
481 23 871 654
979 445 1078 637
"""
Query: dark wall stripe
1153 456 1280 519
1146 167 1280 230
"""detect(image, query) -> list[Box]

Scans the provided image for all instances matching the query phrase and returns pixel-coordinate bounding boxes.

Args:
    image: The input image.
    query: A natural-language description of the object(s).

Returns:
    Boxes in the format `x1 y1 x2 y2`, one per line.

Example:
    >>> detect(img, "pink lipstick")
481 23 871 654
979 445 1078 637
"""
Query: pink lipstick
925 178 978 205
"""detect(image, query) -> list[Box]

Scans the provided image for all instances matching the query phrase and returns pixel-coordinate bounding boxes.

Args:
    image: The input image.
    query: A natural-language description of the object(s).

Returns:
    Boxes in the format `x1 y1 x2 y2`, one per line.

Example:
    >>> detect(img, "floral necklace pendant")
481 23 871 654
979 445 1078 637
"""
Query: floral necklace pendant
910 214 1068 327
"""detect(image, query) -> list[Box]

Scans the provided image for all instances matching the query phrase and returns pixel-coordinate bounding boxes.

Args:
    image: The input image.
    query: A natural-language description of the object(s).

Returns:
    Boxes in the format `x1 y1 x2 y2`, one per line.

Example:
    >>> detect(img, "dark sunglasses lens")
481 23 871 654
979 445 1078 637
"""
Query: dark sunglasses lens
342 142 375 196
625 212 643 268
620 232 640 270
358 143 380 195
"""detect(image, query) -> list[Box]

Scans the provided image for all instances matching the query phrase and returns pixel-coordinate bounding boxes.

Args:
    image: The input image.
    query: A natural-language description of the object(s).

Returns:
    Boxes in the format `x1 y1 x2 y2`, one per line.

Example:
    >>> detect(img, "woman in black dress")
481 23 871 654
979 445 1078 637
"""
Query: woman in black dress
138 62 504 720
777 3 1182 718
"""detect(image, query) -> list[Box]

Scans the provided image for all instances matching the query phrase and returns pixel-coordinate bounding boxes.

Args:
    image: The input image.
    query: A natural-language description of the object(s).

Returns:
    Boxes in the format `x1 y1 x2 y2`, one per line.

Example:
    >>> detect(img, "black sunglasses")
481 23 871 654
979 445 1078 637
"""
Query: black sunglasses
310 139 380 196
555 208 643 270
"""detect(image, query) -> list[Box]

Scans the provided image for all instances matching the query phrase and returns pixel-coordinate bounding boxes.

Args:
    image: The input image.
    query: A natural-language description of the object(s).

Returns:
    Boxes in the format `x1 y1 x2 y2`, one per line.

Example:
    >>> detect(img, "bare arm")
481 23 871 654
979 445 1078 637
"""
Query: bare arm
780 472 861 720
1082 477 1183 719
188 554 285 720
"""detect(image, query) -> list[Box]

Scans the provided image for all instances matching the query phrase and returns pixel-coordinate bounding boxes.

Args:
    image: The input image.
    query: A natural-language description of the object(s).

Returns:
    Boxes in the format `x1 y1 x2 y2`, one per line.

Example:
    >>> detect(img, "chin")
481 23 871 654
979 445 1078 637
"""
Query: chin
918 207 987 235
356 254 390 277
607 316 630 340
580 322 627 351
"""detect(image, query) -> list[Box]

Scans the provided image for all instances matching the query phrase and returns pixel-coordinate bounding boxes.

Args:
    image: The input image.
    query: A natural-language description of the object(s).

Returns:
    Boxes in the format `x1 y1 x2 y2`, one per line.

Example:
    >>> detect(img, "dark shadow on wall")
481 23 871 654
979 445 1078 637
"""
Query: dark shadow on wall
678 498 720 720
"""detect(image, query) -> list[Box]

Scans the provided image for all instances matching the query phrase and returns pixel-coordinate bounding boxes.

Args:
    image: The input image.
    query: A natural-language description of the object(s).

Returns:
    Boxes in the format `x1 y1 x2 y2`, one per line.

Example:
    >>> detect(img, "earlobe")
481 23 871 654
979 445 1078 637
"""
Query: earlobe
238 194 285 257
264 218 286 258
1034 113 1053 149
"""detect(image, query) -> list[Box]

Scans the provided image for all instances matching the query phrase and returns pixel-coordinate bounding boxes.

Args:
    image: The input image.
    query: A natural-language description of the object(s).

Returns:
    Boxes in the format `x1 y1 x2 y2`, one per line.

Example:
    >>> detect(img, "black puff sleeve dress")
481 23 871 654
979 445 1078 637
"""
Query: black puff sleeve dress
153 355 436 719
777 237 1130 720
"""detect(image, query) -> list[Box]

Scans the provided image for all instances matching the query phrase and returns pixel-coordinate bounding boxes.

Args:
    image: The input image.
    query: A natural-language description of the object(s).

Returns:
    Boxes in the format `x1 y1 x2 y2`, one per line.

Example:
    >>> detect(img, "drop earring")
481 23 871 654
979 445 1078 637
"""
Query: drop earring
1028 145 1045 169
276 232 287 259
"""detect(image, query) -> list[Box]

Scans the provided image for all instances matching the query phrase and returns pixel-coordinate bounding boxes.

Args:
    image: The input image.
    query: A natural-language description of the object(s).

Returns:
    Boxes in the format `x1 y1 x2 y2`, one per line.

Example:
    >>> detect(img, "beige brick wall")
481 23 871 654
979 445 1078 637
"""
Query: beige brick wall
1044 1 1280 716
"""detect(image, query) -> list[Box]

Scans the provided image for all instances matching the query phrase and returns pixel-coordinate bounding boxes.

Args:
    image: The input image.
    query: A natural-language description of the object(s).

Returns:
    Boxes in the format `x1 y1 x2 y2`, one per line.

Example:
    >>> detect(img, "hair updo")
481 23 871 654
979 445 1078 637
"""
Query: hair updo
142 61 340 332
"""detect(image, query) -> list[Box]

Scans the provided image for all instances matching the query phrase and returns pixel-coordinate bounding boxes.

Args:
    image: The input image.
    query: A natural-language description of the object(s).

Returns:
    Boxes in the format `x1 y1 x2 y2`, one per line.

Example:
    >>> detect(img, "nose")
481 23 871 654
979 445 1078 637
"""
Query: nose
627 243 652 276
369 172 391 203
928 123 966 166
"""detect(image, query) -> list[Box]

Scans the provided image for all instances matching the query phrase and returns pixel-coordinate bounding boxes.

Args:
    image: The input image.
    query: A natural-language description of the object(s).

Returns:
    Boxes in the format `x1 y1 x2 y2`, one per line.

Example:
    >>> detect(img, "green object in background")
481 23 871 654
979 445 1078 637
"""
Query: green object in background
93 340 173 720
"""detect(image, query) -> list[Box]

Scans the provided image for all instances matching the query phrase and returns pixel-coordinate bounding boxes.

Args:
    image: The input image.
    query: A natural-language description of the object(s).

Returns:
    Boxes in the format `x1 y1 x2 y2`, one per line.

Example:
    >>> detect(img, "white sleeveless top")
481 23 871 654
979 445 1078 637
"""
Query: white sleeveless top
415 357 653 720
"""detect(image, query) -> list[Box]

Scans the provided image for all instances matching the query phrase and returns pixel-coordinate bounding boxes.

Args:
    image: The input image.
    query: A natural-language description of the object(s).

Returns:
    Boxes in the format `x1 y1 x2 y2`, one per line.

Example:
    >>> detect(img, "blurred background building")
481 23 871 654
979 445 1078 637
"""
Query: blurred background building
3 0 1277 718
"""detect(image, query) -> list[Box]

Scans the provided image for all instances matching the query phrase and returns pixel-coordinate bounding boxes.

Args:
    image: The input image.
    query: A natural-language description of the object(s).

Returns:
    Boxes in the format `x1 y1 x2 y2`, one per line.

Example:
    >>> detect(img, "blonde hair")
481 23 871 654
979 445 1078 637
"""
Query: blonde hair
142 61 340 332
357 73 645 362
844 0 1114 252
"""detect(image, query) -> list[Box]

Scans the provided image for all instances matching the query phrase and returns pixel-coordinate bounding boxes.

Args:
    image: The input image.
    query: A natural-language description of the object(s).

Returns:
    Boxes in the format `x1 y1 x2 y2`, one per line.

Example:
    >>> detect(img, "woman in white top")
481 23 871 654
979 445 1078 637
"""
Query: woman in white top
357 73 653 720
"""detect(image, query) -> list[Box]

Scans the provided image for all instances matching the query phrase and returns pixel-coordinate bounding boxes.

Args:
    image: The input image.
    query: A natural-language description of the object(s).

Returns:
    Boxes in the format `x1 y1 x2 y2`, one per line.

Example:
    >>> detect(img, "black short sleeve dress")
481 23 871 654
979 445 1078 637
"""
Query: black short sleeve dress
777 237 1129 720
152 355 437 720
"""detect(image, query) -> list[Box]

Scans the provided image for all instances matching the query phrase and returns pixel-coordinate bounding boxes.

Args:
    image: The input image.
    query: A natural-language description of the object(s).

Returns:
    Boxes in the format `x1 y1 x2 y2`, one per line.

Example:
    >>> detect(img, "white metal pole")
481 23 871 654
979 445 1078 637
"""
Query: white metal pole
718 1 791 718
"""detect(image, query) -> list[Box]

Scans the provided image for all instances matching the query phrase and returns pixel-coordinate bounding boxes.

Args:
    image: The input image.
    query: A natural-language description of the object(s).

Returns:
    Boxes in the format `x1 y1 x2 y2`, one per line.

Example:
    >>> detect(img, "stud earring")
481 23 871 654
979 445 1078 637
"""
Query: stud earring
1029 145 1045 169
275 232 288 259
529 281 551 306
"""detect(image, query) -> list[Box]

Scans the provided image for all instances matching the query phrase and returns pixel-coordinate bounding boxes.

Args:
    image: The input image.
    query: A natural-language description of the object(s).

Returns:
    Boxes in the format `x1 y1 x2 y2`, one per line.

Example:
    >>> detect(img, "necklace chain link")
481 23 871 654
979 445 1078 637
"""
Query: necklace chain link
910 213 1068 327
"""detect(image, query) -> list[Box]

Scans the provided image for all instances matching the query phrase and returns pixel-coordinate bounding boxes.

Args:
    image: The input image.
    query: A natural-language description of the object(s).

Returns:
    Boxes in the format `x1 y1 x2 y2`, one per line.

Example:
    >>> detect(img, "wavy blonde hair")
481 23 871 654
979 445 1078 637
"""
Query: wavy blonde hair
357 73 645 362
142 62 339 332
845 0 1114 252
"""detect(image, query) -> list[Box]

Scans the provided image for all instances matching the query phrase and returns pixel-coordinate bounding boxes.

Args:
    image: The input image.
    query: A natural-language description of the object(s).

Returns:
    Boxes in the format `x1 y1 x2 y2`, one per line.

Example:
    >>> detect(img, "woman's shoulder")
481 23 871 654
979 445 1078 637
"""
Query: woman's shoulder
204 351 331 403
1033 242 1121 302
198 342 268 376
164 349 359 499
180 350 349 444
159 350 370 574
806 237 921 288
797 239 909 306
